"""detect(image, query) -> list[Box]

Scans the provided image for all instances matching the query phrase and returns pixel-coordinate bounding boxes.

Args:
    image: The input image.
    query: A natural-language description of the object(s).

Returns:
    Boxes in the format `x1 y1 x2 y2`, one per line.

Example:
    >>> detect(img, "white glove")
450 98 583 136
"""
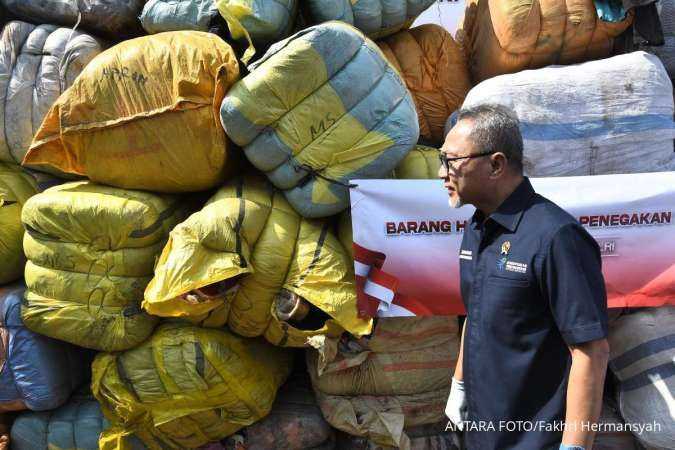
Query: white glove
445 378 468 431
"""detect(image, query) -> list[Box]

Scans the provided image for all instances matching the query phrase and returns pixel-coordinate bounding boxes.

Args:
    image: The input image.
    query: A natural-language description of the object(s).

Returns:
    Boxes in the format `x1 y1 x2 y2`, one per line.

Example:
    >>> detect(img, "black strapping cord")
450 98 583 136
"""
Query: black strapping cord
295 163 358 189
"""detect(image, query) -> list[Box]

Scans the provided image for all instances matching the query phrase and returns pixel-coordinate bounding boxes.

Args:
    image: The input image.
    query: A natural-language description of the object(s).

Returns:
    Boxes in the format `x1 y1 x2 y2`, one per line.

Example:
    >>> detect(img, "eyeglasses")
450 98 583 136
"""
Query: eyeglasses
439 151 496 172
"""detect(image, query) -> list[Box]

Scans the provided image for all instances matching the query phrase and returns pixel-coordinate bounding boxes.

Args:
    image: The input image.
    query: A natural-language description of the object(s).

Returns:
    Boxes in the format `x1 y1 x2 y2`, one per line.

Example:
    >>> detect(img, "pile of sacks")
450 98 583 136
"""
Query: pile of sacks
1 0 674 448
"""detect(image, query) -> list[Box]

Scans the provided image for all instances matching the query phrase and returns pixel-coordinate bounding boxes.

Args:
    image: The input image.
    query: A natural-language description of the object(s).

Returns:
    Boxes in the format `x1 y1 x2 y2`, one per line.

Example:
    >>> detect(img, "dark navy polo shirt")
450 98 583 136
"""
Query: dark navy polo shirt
459 177 608 450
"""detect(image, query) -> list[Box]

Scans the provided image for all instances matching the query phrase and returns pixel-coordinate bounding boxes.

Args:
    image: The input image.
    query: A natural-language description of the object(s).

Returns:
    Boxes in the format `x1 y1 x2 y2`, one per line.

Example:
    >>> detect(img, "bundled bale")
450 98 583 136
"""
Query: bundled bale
21 181 187 351
459 51 675 176
593 402 640 450
92 322 293 449
10 392 147 450
637 0 675 79
141 0 297 48
391 145 439 179
0 285 88 413
0 21 103 165
23 32 240 193
307 317 459 449
335 422 456 450
144 175 372 347
608 307 675 450
220 22 419 218
0 0 145 39
457 0 635 82
302 0 435 39
0 164 37 284
219 372 335 449
379 25 470 146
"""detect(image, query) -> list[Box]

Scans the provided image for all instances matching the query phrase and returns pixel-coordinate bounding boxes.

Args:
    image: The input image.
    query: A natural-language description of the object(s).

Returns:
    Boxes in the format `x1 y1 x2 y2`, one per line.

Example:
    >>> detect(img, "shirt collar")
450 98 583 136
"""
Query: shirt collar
471 177 535 233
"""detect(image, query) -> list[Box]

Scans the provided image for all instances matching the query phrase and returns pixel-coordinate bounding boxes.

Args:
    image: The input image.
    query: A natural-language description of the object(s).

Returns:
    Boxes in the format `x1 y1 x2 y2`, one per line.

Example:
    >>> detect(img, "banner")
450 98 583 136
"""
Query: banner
349 172 675 317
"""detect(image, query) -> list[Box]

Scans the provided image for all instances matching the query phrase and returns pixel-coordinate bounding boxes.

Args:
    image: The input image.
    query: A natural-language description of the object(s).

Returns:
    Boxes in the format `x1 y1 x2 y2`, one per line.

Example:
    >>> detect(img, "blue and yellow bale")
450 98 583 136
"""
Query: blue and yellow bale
220 22 419 218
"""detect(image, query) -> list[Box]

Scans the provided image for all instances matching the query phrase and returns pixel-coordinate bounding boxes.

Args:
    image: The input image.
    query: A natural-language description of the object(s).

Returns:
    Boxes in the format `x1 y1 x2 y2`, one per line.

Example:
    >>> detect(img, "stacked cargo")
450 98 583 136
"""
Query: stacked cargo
0 0 671 448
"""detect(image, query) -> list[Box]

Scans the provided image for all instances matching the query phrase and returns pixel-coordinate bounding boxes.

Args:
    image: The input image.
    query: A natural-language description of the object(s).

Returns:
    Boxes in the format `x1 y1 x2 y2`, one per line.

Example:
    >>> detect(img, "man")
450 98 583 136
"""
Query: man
440 104 610 450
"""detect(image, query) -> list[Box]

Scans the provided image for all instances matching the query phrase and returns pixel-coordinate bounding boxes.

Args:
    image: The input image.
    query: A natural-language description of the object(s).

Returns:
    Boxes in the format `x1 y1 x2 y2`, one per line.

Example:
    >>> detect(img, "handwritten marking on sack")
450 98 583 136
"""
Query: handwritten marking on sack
101 66 148 85
310 113 337 140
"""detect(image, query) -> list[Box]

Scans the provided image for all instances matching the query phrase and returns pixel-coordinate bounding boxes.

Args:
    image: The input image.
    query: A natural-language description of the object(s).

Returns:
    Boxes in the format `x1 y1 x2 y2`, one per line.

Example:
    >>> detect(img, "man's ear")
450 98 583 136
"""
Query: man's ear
490 152 508 177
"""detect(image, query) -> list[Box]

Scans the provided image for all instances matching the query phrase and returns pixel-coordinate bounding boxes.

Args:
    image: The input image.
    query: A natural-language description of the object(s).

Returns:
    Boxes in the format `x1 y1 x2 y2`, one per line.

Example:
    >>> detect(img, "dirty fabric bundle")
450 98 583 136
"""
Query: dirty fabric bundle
460 51 675 176
609 307 675 450
92 323 293 449
308 317 459 449
0 0 145 38
0 285 88 413
303 0 435 39
0 163 37 284
220 372 335 449
335 421 458 450
144 175 372 347
141 0 297 49
457 0 635 82
379 25 470 146
220 22 419 218
21 181 186 351
23 32 240 193
0 21 103 165
10 392 149 450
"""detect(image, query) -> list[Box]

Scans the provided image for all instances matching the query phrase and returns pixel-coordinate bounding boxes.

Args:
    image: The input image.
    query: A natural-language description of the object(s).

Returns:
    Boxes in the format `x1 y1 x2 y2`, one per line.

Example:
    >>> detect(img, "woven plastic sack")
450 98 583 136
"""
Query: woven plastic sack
303 0 435 39
0 0 145 39
93 322 293 449
21 181 187 351
335 422 458 450
460 51 675 177
23 32 240 193
220 22 418 218
638 0 675 79
457 0 634 82
144 175 372 347
0 285 88 413
308 317 459 449
379 25 470 146
0 21 103 165
0 163 37 284
608 307 675 450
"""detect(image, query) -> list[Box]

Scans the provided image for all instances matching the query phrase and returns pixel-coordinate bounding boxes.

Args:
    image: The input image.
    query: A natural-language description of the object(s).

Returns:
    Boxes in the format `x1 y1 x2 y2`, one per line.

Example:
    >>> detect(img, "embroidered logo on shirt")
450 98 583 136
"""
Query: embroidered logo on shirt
501 241 511 255
497 256 508 270
505 261 528 274
459 250 472 261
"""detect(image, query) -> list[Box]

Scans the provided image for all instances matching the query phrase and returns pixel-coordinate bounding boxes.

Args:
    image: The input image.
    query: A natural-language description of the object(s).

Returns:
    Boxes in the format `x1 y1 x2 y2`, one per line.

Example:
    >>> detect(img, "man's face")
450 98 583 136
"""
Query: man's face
438 119 492 209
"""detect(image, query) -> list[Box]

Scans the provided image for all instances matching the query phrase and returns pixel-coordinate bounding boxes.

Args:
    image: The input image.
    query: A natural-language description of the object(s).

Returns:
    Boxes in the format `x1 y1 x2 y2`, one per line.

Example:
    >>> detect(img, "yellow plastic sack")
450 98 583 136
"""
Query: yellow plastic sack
379 25 470 146
391 145 440 180
457 0 634 82
0 163 37 284
23 31 240 193
93 322 293 449
21 181 187 351
144 174 372 346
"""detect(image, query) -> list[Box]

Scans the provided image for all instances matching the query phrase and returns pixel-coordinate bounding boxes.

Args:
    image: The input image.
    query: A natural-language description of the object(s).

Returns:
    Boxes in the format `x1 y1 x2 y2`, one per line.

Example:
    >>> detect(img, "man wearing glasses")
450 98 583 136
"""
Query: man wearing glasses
440 104 610 450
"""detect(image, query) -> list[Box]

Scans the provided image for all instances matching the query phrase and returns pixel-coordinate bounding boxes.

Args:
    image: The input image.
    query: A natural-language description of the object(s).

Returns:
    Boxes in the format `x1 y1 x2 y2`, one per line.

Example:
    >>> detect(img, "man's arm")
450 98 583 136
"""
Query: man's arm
562 338 610 449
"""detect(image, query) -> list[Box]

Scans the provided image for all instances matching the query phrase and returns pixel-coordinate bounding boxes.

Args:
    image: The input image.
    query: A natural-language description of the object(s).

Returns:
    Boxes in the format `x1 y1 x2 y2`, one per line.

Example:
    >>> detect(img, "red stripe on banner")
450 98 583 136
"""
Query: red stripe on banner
608 264 675 308
352 242 466 317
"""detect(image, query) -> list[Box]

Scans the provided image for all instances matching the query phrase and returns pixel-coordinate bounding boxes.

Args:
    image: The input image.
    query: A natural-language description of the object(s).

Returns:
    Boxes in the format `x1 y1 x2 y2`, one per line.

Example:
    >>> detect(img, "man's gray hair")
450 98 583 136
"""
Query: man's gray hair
455 104 524 173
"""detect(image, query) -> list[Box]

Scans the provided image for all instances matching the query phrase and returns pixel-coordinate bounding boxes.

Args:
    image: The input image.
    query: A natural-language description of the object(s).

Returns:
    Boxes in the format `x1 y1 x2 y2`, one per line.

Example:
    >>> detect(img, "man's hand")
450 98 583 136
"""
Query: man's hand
445 377 468 430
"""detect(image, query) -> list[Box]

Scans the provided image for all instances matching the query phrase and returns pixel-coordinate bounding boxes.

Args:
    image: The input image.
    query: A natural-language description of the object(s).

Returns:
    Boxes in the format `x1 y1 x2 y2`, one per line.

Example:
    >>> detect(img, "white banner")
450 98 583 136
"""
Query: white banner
350 172 675 317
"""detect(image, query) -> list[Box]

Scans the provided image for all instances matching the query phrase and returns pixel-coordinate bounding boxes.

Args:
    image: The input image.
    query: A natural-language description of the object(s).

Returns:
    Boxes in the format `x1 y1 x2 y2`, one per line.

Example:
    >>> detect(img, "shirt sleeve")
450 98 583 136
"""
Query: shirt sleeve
544 223 608 345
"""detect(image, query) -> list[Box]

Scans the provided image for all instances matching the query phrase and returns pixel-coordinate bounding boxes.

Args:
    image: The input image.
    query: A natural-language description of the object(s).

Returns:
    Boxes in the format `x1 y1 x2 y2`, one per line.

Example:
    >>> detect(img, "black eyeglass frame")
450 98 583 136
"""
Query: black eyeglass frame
438 151 497 172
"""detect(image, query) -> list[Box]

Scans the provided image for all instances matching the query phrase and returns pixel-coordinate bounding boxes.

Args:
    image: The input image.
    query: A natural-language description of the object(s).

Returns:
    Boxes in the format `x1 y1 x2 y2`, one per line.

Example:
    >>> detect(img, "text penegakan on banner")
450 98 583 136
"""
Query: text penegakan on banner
349 172 675 317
